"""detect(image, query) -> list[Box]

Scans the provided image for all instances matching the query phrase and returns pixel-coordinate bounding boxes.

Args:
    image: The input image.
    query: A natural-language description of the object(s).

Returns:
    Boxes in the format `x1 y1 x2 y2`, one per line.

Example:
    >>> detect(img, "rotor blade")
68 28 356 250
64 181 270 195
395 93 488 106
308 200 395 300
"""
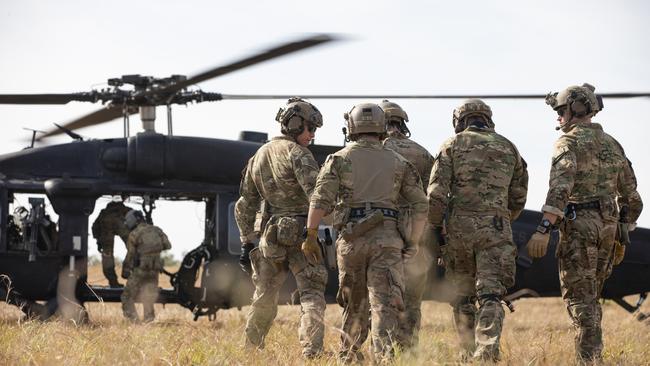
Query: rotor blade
220 92 650 100
0 93 97 104
38 105 136 140
161 34 337 95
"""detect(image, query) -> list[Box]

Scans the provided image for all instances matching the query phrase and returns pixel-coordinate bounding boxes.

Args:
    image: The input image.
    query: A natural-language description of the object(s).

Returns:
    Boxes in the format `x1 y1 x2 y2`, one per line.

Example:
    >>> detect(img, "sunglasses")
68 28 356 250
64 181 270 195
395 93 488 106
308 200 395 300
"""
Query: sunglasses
556 108 567 117
307 125 318 133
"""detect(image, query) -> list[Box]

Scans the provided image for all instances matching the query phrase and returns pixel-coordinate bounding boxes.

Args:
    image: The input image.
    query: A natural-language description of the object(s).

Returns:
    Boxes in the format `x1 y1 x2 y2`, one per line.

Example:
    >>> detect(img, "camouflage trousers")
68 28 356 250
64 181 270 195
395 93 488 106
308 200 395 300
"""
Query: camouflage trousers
246 245 327 357
337 220 405 363
398 225 434 350
443 212 516 361
98 236 120 286
121 267 159 322
558 209 616 363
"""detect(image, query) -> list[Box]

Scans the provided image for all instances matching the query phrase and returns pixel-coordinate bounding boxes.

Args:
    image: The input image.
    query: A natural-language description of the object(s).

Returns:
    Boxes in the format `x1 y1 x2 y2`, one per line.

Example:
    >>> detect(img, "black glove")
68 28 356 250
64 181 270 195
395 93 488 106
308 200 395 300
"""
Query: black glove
121 268 131 279
239 243 255 275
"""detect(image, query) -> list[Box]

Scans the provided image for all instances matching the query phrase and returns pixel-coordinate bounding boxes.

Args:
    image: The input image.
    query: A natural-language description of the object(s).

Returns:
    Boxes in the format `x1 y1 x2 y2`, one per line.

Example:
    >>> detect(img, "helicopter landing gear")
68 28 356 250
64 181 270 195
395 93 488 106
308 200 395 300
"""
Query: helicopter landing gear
55 256 89 324
611 293 649 324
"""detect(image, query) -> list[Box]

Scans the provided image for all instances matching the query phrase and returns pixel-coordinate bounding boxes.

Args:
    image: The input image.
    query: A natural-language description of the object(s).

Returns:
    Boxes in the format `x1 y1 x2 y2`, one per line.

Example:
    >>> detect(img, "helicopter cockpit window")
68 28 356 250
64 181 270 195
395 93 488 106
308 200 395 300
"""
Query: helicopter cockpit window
6 194 59 255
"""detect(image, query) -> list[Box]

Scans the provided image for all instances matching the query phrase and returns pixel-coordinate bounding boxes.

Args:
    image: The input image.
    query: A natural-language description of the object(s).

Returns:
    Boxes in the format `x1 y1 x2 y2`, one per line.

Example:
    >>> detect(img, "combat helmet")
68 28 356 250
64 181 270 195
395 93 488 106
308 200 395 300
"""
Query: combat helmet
275 97 323 135
452 99 493 133
379 100 409 123
545 83 602 119
343 103 387 140
380 99 411 137
124 210 145 230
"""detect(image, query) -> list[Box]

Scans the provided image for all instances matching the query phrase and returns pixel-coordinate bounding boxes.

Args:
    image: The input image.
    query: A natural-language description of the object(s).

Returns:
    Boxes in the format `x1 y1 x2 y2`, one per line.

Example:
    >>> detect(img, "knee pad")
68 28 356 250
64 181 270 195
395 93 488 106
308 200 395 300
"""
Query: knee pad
452 295 476 311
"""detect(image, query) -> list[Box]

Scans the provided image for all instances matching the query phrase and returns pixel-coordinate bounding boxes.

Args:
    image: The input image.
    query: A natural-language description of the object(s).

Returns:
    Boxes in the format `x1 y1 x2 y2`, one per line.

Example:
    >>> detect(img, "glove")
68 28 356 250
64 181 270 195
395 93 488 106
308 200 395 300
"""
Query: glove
402 242 418 261
527 232 550 258
121 268 131 279
302 228 323 265
239 243 255 274
613 241 626 265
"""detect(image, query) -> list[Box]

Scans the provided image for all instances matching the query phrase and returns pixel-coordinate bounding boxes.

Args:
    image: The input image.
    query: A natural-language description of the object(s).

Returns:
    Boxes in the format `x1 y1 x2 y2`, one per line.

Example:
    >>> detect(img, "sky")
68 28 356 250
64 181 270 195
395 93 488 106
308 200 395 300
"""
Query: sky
0 0 649 259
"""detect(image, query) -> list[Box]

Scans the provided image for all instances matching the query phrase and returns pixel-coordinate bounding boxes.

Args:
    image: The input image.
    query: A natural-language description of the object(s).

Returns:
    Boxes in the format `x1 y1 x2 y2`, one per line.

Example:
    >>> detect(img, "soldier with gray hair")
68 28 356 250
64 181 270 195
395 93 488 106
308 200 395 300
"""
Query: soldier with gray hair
305 103 428 363
235 97 327 359
428 99 528 361
527 83 643 363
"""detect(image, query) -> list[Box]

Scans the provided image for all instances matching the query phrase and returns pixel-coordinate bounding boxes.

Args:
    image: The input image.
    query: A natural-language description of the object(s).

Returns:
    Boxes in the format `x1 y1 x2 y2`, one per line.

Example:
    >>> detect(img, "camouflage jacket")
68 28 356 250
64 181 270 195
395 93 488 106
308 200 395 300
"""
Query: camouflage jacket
428 126 529 225
123 223 171 270
542 122 643 223
383 131 435 195
310 139 428 226
91 202 131 241
235 135 320 242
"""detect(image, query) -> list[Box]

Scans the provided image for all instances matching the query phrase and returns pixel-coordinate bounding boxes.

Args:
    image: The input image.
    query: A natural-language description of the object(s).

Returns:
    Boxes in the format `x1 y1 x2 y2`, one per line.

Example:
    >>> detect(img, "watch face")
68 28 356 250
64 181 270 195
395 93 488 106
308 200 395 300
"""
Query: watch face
541 219 551 228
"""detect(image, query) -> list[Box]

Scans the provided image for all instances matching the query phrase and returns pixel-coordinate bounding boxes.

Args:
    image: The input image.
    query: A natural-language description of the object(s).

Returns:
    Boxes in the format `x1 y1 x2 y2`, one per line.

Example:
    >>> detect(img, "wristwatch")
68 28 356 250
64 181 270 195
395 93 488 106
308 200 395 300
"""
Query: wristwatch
536 218 552 234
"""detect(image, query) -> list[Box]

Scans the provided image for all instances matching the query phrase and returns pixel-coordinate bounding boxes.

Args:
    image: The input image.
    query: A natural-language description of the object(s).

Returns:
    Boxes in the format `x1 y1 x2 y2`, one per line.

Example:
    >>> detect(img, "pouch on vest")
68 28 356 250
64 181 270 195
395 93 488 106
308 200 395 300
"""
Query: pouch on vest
341 210 384 241
276 216 303 246
259 223 286 262
254 200 271 235
599 196 618 221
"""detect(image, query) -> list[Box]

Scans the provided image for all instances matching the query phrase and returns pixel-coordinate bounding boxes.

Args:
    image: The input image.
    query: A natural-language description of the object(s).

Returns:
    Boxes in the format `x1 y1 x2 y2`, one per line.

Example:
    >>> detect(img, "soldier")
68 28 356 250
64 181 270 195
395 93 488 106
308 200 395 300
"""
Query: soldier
305 103 428 363
527 83 643 363
120 210 171 322
428 99 528 361
380 99 435 350
91 199 131 287
235 97 327 359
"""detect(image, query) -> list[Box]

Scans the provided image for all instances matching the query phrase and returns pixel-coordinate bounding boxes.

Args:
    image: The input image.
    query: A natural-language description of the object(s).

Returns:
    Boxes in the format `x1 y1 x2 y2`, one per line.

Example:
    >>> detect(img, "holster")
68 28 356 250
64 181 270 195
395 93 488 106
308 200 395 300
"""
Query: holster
341 210 384 241
617 222 631 246
322 228 337 270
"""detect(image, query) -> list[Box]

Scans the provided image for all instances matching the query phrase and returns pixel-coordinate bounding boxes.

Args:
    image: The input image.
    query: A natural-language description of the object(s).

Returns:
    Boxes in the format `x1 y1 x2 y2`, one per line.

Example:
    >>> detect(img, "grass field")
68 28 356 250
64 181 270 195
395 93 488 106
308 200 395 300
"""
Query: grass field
1 265 650 365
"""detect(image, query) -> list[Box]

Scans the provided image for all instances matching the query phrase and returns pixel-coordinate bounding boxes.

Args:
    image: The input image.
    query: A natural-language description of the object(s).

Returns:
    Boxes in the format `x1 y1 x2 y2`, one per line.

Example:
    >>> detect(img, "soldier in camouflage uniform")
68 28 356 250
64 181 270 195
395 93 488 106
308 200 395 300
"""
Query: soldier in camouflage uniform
235 97 327 359
305 103 428 363
92 200 131 287
428 99 528 361
527 83 643 363
120 210 171 322
381 100 436 350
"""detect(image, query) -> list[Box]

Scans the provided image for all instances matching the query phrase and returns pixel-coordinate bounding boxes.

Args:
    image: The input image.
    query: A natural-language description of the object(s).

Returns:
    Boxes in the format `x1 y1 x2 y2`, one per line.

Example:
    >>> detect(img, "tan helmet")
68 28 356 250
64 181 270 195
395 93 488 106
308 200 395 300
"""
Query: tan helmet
275 97 323 135
344 103 387 138
452 99 493 132
545 83 602 118
379 99 408 122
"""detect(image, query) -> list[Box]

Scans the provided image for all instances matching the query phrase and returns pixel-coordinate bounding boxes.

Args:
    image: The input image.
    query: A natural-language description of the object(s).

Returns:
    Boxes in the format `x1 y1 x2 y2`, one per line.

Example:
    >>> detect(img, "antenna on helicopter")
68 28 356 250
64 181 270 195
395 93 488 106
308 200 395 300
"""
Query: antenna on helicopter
53 123 83 141
22 128 45 149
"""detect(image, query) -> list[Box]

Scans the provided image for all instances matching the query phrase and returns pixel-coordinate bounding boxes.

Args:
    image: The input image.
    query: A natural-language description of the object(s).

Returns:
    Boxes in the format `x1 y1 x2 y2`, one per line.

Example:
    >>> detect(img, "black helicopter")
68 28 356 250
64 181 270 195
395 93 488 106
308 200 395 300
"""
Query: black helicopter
0 34 649 322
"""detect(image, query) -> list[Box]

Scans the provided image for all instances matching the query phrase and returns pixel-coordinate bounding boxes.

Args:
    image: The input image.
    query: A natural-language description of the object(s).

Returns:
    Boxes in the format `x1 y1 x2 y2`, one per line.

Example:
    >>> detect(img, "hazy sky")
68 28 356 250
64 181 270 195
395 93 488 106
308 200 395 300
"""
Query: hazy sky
1 0 649 259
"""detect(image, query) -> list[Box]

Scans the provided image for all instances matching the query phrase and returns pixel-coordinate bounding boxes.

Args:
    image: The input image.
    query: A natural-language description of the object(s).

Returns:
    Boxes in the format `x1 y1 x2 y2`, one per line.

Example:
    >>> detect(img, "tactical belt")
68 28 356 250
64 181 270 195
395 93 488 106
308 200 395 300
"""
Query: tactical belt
349 207 398 219
567 201 600 211
452 208 510 217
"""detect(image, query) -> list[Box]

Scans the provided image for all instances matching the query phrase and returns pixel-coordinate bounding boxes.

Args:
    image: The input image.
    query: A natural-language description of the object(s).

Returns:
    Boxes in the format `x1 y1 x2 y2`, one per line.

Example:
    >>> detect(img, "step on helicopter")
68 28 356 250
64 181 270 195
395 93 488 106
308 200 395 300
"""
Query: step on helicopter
0 34 649 322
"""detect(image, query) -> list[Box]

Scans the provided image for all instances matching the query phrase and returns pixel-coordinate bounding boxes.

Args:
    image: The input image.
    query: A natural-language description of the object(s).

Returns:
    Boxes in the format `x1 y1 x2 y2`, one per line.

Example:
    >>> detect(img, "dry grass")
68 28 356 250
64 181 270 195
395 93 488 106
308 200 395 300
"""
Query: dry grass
2 266 650 365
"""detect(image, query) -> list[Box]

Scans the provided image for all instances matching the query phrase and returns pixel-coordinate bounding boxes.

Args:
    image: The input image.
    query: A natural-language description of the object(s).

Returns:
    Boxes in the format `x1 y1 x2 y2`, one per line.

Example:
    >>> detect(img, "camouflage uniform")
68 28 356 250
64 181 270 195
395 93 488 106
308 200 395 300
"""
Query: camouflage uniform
542 122 643 362
235 135 327 358
384 130 436 349
121 222 171 322
310 139 428 362
92 201 131 287
428 126 528 360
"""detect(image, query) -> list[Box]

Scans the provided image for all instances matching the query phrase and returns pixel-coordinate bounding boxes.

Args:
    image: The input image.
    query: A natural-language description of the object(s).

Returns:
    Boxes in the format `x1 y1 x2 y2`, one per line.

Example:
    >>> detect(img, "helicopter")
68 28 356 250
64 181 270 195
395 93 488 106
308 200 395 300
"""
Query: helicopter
0 34 649 323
